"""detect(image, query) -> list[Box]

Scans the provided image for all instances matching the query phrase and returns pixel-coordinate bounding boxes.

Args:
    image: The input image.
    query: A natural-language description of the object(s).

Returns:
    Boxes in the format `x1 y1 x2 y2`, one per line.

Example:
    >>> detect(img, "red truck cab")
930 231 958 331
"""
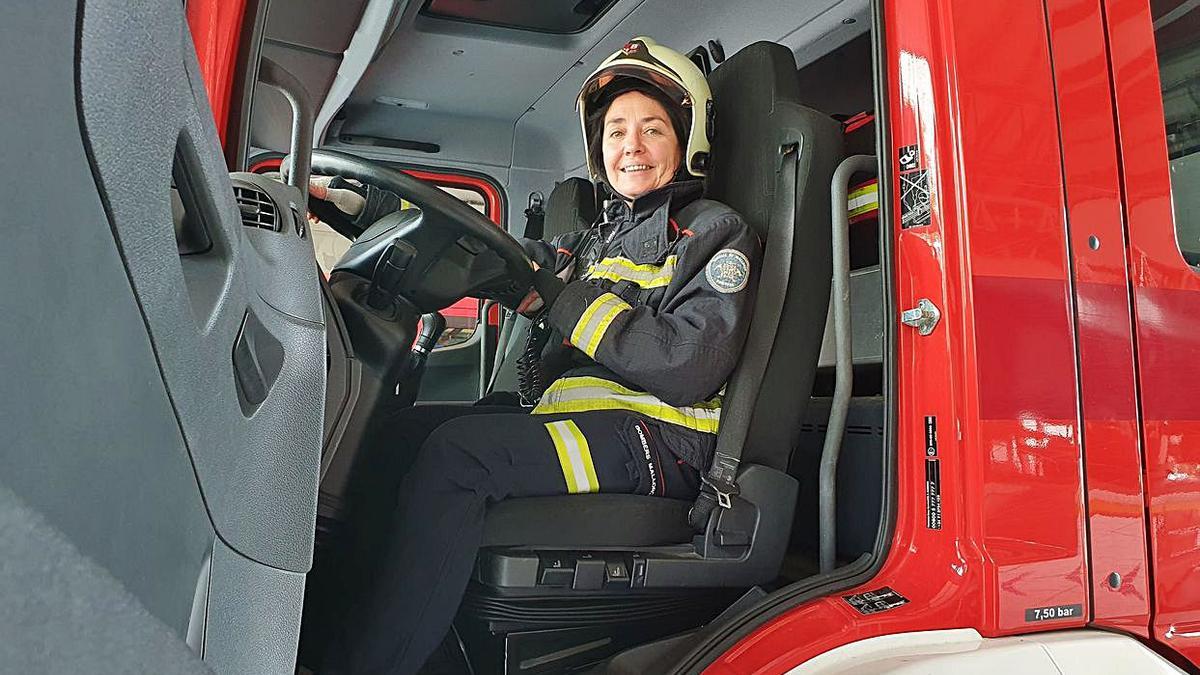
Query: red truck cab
0 0 1193 673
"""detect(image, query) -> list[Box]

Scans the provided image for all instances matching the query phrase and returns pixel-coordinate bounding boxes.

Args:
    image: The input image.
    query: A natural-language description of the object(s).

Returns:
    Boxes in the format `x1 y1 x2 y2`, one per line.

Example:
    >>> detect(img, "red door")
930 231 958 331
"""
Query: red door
1102 0 1200 667
1044 0 1152 640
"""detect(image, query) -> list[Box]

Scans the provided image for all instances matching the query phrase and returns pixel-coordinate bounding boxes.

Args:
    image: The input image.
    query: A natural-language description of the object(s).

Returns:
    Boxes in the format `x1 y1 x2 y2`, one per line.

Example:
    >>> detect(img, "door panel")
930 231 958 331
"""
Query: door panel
1102 0 1200 667
78 0 325 574
0 487 213 674
203 539 307 673
0 0 217 643
1044 0 1151 636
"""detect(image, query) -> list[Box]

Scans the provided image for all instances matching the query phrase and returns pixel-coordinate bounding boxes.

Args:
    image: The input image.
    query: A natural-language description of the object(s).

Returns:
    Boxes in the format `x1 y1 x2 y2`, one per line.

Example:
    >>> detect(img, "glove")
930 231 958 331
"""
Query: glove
308 175 366 216
515 265 567 316
533 266 567 308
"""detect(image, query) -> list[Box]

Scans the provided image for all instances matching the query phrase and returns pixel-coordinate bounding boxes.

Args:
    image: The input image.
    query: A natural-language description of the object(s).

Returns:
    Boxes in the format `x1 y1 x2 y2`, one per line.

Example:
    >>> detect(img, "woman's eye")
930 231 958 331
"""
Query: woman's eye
645 127 661 136
608 130 624 139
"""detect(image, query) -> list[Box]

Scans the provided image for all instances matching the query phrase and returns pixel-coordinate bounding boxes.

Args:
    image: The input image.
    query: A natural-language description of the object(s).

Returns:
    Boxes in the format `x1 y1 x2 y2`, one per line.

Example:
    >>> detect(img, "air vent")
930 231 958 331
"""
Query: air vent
234 185 278 231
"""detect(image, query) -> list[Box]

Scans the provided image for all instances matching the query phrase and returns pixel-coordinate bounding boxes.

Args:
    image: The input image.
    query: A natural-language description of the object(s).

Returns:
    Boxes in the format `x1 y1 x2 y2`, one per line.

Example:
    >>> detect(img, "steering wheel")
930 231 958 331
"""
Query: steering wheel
307 149 536 306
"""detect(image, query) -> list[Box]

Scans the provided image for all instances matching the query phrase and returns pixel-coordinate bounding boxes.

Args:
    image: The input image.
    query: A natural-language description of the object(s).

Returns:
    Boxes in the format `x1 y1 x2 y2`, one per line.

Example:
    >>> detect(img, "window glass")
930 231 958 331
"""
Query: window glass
308 184 486 275
1151 0 1200 265
254 164 494 349
307 183 489 349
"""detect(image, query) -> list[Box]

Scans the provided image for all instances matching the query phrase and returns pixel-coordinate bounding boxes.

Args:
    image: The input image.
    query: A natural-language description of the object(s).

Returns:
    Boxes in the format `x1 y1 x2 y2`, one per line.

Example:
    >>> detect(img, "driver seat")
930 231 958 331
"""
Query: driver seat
475 41 843 584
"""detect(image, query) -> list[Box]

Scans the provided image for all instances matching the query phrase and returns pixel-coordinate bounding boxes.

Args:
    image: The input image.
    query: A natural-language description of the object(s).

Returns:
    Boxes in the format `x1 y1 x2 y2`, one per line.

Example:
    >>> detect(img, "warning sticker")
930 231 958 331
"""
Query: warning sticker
900 170 931 228
897 144 931 228
844 587 910 615
926 458 942 530
924 415 938 457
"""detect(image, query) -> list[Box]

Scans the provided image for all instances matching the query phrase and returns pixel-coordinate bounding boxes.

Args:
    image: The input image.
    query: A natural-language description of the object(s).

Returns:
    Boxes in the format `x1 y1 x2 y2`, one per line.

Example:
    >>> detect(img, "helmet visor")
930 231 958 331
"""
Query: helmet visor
579 64 693 114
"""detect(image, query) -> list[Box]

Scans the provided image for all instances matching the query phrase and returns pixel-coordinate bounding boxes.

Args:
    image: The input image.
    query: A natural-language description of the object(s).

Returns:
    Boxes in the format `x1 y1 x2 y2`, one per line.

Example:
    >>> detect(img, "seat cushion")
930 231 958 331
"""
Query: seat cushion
482 495 694 548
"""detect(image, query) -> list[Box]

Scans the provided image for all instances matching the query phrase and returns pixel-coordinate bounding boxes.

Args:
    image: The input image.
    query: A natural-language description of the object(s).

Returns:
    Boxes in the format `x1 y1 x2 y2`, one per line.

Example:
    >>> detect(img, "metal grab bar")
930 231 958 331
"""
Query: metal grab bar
820 154 878 574
259 58 314 210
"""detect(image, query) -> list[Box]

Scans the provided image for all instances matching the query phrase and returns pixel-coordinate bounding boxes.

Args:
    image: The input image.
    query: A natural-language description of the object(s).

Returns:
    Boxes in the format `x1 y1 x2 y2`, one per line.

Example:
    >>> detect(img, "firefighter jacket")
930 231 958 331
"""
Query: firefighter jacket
524 179 761 470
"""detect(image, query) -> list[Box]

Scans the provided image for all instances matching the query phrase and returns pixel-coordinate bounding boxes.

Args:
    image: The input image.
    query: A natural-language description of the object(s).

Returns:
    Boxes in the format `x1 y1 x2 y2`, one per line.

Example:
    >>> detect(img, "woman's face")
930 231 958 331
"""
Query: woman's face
601 90 682 200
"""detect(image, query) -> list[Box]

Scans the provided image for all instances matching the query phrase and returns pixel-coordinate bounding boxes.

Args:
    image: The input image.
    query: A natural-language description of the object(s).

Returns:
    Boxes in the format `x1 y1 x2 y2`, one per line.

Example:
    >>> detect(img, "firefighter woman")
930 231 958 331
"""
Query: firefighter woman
324 37 761 674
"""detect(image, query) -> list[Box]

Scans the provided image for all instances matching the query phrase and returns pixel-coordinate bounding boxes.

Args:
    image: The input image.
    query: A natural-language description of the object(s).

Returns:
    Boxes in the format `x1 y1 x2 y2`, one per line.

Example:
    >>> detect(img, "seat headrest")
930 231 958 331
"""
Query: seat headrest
543 176 598 240
705 42 806 239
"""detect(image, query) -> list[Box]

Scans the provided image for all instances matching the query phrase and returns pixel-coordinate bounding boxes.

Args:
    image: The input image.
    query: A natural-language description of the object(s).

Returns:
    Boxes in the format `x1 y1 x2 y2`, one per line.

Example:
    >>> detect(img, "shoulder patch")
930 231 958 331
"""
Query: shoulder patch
705 248 750 294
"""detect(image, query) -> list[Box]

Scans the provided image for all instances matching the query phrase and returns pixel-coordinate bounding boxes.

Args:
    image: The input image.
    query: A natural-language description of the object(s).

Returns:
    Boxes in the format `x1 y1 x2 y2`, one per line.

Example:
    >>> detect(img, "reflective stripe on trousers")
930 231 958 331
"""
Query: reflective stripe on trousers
543 419 600 493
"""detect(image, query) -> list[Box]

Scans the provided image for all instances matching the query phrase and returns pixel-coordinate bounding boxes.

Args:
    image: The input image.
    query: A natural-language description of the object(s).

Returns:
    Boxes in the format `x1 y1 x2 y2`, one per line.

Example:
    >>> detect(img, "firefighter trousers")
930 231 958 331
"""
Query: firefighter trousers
326 404 701 674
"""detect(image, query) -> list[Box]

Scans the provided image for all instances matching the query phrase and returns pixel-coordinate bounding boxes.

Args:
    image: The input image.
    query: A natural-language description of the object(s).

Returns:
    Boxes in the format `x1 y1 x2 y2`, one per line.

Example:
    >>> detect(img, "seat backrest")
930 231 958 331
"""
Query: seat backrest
543 176 598 240
705 42 844 470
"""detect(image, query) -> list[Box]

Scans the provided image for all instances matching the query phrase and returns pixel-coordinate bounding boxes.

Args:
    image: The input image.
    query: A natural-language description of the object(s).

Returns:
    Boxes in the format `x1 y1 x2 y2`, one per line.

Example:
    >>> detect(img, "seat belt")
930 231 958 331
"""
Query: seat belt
689 142 800 530
523 192 545 239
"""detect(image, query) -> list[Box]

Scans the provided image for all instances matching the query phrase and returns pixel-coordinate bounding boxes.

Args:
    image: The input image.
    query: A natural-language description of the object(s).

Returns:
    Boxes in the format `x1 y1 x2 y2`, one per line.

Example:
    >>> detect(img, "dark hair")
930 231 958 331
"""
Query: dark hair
585 78 690 188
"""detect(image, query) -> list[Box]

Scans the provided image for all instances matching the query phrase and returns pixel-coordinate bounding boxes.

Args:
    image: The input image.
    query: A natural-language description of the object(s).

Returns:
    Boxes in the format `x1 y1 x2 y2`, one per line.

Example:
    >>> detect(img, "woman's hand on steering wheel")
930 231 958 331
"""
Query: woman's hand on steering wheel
516 263 545 316
307 149 538 307
308 175 366 217
516 263 571 316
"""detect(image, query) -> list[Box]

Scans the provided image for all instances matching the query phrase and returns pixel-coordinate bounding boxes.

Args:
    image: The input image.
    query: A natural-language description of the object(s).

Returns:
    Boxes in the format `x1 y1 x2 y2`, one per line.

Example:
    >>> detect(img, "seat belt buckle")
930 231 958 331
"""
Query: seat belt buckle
700 475 739 510
717 489 733 510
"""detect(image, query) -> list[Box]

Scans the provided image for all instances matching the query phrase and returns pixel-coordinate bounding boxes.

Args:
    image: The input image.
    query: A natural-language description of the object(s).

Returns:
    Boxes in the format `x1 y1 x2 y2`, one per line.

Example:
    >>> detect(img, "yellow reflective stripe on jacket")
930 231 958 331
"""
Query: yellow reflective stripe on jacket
570 293 631 358
584 255 677 289
544 420 599 493
533 376 722 434
847 181 878 220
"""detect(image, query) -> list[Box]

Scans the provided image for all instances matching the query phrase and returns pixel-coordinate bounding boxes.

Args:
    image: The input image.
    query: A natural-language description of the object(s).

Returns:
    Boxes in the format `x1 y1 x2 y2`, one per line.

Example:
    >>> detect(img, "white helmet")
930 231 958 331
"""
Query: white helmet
576 37 714 181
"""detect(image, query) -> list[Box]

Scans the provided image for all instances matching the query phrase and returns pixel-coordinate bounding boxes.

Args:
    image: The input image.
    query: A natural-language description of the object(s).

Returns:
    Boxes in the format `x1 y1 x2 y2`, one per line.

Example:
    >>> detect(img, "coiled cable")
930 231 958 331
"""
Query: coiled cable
516 310 553 406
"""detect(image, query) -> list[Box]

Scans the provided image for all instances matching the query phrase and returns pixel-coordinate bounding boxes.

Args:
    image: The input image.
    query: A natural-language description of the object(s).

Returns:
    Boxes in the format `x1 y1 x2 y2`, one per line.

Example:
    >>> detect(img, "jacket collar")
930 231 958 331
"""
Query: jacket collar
612 180 703 262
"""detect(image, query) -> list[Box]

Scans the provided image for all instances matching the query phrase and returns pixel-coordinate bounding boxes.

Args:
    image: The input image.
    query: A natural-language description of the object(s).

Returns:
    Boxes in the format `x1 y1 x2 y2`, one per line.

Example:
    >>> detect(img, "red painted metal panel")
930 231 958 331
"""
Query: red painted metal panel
707 0 1091 670
1101 0 1200 667
1045 0 1152 637
248 156 283 174
893 0 1087 637
185 0 249 148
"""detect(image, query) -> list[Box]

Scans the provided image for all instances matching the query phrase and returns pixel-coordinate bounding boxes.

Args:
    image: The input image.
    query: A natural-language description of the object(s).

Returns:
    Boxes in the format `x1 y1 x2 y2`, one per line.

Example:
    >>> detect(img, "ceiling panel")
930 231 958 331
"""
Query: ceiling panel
336 0 869 178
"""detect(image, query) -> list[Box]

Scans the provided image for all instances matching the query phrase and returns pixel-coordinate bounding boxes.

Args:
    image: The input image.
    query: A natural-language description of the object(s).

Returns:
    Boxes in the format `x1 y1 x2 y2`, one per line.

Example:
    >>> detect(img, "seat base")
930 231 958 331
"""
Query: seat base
482 495 693 548
456 581 737 675
476 465 799 593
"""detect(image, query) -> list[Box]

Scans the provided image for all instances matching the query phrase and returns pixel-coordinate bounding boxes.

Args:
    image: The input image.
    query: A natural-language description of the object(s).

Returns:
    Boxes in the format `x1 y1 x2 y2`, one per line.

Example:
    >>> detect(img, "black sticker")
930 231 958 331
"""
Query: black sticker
844 587 910 615
925 415 938 457
1025 604 1083 622
926 458 942 530
898 144 920 171
900 170 932 228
